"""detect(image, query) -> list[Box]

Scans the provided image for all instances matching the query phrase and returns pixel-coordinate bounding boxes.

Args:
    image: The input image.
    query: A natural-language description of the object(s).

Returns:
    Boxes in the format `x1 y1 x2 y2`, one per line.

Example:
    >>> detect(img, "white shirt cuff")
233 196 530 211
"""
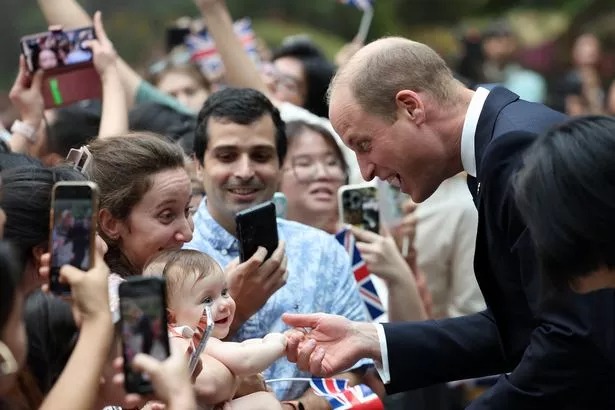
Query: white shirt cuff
374 323 390 384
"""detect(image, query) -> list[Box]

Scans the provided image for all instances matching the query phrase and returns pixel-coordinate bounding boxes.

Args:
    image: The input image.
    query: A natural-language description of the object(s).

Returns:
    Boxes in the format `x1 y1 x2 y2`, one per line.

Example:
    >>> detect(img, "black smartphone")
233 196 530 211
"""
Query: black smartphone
119 277 170 394
338 183 380 234
20 26 95 73
235 201 279 262
165 26 191 52
49 181 98 295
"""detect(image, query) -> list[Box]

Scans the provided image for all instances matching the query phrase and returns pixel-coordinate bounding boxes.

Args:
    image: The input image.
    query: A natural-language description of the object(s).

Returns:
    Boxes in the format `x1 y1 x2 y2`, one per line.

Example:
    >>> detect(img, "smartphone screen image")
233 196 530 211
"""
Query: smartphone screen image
119 277 170 394
338 183 380 234
49 182 98 295
21 26 95 73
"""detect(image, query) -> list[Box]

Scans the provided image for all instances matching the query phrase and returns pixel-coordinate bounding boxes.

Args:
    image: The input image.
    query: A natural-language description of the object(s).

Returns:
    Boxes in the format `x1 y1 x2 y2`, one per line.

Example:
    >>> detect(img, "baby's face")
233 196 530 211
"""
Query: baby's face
170 268 236 339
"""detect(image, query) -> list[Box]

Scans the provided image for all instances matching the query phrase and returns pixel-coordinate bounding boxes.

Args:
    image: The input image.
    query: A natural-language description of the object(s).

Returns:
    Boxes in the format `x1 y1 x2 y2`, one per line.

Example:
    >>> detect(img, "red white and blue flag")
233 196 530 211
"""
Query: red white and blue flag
338 0 374 11
335 229 385 321
310 378 384 409
185 18 260 81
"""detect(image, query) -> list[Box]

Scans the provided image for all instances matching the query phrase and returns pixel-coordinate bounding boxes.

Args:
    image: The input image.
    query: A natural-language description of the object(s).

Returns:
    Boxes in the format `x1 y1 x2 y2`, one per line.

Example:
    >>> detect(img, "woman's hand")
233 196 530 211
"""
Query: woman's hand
83 11 118 78
9 56 44 129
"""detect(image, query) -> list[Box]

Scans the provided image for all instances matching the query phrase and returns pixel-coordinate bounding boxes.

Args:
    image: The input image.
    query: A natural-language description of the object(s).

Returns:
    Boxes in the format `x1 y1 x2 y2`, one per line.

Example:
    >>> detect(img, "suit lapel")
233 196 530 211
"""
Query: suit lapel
469 87 519 204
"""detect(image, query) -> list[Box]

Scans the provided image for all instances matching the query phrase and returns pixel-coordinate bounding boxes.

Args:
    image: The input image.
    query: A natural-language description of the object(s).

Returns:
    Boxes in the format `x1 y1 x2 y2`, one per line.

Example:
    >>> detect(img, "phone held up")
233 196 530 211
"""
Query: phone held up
338 182 380 234
48 181 99 295
20 25 102 108
119 276 171 394
235 201 279 263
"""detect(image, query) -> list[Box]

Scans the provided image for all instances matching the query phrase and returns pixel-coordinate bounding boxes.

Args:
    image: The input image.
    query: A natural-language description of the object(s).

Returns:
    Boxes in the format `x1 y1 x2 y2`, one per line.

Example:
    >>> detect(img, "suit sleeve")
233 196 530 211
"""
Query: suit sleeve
468 133 613 409
382 309 509 394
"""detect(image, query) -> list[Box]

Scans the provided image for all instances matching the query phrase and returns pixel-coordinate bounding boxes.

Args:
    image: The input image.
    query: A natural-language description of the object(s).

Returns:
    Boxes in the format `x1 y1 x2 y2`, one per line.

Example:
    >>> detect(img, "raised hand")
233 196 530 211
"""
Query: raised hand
9 56 44 128
83 11 117 77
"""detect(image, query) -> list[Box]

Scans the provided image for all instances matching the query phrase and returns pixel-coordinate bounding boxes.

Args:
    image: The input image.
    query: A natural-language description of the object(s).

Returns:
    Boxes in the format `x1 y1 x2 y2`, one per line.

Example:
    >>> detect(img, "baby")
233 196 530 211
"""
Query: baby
143 249 286 410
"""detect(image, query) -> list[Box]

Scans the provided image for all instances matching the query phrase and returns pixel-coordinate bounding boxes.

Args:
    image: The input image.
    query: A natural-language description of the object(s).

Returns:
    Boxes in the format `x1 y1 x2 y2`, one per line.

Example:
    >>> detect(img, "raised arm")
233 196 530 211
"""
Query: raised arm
37 0 143 106
193 0 270 96
205 333 286 376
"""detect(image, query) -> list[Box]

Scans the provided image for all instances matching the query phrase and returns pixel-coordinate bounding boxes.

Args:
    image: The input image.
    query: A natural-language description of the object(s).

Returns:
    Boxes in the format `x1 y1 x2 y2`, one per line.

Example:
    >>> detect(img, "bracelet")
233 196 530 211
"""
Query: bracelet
10 120 38 144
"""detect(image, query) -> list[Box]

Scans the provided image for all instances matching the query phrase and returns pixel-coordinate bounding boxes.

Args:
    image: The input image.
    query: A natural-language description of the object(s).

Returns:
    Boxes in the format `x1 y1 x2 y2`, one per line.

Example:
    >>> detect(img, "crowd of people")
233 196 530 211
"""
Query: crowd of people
1 0 615 409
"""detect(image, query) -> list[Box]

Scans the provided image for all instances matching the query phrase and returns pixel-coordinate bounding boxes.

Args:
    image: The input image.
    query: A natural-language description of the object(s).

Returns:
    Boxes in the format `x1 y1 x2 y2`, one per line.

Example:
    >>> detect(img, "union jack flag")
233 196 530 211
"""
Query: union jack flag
338 0 374 11
310 379 384 409
185 18 260 81
335 229 385 320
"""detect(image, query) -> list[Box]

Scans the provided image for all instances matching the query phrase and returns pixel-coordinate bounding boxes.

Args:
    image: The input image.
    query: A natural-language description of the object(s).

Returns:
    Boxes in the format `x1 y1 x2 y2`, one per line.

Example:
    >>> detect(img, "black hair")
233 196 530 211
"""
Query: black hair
47 101 101 157
0 165 85 267
24 291 77 394
0 152 43 173
129 102 197 155
194 87 287 166
514 115 615 289
0 240 21 331
272 38 336 118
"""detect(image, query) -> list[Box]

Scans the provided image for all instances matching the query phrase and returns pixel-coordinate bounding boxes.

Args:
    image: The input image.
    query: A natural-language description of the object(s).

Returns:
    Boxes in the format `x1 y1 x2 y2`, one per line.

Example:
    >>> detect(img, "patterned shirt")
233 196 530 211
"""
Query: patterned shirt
184 199 370 400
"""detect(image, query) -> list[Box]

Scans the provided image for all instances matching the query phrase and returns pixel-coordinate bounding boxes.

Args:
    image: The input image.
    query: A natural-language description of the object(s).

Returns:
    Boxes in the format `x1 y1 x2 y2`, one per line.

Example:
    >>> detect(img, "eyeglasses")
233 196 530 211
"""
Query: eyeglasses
66 145 92 175
261 63 305 97
286 155 346 183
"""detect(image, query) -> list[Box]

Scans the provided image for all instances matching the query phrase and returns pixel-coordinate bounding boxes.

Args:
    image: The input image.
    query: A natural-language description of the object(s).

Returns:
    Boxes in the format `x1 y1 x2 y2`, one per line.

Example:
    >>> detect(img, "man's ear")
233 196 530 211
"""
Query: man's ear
195 159 204 180
394 90 426 125
98 208 123 242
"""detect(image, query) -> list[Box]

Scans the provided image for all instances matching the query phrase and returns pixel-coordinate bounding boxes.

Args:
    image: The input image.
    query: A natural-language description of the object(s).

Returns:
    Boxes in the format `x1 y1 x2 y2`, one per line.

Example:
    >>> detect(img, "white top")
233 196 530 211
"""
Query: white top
460 87 490 177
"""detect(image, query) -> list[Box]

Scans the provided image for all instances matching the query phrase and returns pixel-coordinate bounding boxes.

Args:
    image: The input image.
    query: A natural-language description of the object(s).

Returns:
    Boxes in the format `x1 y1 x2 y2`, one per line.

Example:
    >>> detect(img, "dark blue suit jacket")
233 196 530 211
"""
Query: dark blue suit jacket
382 87 615 408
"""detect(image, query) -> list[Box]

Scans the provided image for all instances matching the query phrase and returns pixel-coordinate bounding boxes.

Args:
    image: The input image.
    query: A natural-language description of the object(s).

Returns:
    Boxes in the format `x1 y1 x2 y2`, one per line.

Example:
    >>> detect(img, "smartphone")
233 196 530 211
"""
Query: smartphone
19 26 101 108
165 26 191 52
272 192 288 219
48 181 99 295
338 183 379 234
119 277 171 394
235 201 279 262
21 26 95 72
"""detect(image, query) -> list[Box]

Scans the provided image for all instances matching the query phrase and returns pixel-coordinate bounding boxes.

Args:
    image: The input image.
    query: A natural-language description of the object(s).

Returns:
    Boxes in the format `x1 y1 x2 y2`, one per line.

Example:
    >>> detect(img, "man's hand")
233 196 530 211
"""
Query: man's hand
226 241 288 334
282 313 379 376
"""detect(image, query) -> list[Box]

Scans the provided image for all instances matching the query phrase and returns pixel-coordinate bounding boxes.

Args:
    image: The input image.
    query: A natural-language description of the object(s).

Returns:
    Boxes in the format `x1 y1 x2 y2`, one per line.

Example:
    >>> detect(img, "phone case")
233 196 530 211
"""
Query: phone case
119 277 170 394
48 181 99 295
338 183 380 233
235 201 279 262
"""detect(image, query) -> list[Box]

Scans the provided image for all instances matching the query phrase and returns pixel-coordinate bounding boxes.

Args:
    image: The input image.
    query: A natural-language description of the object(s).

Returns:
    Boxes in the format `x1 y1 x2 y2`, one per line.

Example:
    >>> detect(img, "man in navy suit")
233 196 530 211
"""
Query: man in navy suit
283 37 615 409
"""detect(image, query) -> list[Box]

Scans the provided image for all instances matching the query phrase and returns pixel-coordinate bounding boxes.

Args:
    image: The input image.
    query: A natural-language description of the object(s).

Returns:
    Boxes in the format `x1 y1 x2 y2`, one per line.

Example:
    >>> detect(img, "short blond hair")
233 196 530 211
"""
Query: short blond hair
330 37 456 120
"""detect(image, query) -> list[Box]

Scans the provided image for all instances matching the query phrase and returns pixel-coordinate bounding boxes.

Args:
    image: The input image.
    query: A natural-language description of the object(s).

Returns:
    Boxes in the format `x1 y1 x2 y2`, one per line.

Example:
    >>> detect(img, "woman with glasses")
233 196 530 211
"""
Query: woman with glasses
278 120 427 323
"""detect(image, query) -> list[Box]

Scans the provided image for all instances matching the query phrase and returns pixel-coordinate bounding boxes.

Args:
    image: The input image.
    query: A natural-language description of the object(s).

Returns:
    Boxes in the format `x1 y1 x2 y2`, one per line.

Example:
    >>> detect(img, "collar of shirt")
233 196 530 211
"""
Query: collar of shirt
460 87 490 177
192 198 239 256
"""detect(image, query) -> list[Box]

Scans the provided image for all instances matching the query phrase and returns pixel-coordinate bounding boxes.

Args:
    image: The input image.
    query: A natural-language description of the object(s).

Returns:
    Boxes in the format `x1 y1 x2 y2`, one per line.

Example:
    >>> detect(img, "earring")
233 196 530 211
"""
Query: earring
0 340 18 377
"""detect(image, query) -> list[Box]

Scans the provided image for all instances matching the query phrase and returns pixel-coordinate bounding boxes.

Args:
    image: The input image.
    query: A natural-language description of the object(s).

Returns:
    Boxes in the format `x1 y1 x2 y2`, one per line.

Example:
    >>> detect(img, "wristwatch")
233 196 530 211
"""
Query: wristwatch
10 120 38 144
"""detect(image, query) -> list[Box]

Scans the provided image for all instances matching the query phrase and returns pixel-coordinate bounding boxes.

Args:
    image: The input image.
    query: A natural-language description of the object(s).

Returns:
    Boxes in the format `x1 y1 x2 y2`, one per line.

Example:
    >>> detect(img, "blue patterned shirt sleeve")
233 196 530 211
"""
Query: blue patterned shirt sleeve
184 200 371 400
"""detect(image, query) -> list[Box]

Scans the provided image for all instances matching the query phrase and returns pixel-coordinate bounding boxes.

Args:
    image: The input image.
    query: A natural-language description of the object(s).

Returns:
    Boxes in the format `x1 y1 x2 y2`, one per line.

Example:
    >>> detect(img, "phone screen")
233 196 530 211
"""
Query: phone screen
21 26 95 72
235 201 279 262
119 277 170 394
49 182 97 295
339 184 380 234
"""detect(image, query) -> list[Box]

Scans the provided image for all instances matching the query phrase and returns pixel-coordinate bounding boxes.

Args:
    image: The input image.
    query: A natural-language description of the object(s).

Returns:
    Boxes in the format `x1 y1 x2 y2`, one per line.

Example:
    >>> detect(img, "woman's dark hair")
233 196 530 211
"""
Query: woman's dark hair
272 37 336 118
285 120 348 181
47 101 101 158
514 115 615 289
23 291 77 394
0 152 43 173
194 87 287 166
87 133 186 276
0 240 20 331
0 165 85 268
129 102 197 155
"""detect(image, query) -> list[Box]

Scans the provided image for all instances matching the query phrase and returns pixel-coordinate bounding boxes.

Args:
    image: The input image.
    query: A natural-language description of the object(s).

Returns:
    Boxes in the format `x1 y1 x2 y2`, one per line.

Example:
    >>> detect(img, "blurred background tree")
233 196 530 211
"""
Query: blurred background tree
0 0 613 91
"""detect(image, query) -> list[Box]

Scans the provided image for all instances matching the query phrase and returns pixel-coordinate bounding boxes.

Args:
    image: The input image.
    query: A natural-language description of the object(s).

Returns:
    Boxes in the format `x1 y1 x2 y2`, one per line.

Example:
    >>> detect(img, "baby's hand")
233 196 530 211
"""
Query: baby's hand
263 332 287 347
